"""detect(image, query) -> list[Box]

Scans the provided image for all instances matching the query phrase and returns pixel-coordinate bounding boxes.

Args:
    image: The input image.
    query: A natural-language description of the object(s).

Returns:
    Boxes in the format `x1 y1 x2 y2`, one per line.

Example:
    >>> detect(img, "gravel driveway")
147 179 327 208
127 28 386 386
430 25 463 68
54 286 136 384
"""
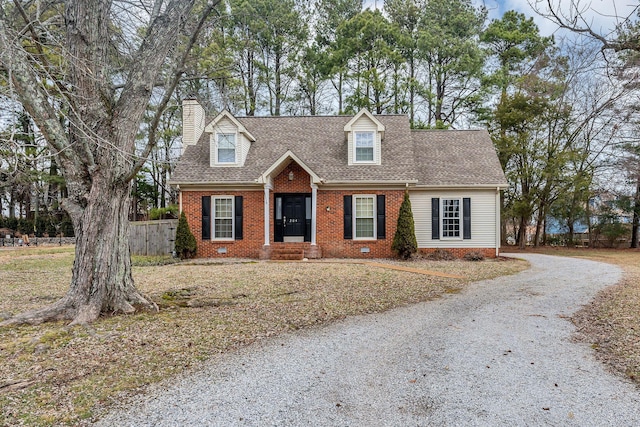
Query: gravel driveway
96 253 640 426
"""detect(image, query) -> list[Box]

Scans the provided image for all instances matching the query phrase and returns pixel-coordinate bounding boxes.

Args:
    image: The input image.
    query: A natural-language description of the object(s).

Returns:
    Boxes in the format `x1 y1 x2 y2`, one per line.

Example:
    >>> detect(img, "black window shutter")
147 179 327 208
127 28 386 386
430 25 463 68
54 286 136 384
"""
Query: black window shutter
376 195 386 239
234 196 243 240
463 197 471 240
431 198 440 240
202 196 211 240
344 195 353 239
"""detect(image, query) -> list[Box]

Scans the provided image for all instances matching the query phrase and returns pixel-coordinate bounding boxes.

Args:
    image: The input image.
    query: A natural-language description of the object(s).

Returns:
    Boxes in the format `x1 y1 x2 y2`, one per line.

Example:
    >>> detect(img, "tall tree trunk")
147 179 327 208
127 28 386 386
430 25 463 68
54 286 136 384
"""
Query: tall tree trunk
409 55 415 126
338 73 343 114
534 215 543 247
66 177 155 323
48 160 60 209
631 180 640 248
2 175 156 326
274 51 281 116
246 49 256 116
567 222 575 248
586 195 593 247
518 216 527 249
9 192 15 219
332 73 344 114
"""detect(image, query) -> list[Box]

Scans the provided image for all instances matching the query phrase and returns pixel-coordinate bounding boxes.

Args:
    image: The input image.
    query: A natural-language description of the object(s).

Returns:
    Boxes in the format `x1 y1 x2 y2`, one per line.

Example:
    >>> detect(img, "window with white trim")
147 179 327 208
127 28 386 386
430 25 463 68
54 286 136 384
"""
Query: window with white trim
354 131 374 162
441 198 461 238
216 133 236 164
354 195 375 239
213 196 234 239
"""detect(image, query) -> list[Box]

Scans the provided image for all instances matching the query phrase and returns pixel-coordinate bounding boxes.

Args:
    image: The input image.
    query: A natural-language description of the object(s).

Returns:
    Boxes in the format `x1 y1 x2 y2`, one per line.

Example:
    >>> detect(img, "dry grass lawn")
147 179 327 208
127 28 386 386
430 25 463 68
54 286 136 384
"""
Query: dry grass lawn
0 246 527 426
515 247 640 386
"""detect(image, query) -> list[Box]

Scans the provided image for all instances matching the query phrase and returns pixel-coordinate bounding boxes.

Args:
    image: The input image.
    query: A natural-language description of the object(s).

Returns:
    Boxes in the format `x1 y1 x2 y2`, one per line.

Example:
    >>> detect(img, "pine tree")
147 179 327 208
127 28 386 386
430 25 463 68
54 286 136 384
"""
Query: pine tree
392 190 418 259
174 211 197 259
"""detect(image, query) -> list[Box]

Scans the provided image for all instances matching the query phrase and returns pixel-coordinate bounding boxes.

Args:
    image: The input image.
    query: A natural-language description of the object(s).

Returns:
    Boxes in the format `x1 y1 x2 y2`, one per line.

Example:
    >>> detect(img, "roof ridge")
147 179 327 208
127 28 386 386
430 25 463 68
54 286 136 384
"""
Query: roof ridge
235 114 408 119
411 128 486 132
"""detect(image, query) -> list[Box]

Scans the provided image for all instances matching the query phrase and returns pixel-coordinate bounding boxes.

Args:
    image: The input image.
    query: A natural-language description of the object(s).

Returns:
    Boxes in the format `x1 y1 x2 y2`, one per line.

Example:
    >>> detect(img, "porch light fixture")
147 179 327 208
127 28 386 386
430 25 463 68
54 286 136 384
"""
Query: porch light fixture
288 171 294 181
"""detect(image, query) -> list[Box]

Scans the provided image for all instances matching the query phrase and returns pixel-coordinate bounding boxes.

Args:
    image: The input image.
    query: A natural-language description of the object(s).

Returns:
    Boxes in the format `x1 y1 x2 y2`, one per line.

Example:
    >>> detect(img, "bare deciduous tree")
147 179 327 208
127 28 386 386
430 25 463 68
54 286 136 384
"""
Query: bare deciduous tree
0 0 220 326
535 0 640 52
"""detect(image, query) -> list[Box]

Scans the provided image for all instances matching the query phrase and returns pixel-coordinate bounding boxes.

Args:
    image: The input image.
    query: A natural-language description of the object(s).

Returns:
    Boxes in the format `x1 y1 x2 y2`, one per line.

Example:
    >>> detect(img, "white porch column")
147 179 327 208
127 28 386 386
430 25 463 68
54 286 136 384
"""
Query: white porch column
311 183 318 245
495 187 501 257
264 183 272 246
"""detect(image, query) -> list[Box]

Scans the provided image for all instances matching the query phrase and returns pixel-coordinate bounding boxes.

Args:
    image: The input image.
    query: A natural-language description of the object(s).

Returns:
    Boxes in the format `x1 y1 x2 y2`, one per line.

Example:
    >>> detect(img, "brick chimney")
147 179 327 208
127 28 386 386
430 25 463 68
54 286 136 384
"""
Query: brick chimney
182 99 205 154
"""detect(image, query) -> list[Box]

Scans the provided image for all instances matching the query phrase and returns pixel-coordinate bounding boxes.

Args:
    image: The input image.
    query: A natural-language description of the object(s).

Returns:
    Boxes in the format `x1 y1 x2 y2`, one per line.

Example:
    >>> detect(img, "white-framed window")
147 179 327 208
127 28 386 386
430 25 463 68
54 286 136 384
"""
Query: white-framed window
354 195 375 239
216 133 236 164
213 196 234 239
441 198 461 238
354 131 375 162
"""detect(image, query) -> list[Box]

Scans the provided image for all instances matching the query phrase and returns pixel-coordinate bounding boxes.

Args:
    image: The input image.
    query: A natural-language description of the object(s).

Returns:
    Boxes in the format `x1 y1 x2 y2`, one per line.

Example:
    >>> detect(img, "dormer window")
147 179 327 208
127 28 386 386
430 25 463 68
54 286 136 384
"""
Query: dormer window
206 110 255 168
344 109 384 166
355 131 375 163
217 133 236 164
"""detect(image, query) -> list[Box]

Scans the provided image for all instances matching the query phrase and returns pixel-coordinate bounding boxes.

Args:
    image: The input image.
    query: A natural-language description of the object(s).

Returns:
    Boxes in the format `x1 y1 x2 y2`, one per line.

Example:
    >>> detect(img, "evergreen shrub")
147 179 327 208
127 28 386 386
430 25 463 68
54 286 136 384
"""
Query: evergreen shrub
174 211 197 259
392 190 418 260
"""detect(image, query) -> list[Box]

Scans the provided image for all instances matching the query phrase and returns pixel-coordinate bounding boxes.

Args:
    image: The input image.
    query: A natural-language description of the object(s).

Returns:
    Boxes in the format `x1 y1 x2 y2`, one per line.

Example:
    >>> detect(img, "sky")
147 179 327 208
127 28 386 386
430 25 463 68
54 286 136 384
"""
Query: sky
362 0 639 38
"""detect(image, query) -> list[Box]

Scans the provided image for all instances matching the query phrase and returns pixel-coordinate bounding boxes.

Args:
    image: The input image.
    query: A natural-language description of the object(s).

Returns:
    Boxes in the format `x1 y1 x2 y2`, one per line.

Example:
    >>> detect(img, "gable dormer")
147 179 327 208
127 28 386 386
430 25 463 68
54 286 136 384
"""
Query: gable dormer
205 110 256 167
344 109 385 166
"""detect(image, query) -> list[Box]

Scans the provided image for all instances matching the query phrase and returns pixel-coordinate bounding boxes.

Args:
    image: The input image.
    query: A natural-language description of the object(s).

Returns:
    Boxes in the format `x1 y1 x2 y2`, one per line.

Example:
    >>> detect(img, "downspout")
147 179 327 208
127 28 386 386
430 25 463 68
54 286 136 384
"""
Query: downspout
264 183 272 246
311 183 318 246
496 187 501 257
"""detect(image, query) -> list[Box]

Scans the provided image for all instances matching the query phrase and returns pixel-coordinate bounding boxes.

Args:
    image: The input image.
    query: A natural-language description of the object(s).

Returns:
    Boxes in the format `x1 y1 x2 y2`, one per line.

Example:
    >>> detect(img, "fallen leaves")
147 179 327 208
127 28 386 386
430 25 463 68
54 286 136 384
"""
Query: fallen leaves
568 250 640 386
0 248 527 426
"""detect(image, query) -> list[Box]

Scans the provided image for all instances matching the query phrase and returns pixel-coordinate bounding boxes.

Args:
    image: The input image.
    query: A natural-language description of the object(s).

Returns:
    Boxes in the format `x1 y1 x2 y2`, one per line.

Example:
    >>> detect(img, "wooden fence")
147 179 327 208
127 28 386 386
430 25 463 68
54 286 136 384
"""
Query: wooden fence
129 219 178 256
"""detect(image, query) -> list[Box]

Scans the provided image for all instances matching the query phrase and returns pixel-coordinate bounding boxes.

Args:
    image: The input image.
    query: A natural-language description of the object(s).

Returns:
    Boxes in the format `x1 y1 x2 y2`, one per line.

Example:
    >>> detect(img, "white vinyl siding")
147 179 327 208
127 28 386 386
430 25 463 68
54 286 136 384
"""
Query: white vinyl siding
182 100 205 153
410 190 499 249
213 196 234 239
354 195 375 239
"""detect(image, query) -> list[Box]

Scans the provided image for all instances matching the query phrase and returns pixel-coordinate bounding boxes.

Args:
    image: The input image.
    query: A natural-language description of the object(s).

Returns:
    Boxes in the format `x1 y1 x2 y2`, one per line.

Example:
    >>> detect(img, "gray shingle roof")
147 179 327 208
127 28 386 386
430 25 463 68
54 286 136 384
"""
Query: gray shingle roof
171 114 507 187
412 129 508 187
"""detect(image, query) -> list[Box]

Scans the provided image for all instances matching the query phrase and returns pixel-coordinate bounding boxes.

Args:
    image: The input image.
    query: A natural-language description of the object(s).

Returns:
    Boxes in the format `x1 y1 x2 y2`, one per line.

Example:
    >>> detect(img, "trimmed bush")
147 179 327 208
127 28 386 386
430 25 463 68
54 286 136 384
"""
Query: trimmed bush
428 249 455 260
392 190 418 260
463 250 485 261
174 211 197 259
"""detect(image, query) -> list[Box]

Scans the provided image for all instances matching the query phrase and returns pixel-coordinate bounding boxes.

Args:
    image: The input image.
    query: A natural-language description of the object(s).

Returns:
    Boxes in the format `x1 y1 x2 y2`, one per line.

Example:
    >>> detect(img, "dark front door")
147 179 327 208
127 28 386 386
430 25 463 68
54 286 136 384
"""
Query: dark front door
275 194 310 242
283 196 305 236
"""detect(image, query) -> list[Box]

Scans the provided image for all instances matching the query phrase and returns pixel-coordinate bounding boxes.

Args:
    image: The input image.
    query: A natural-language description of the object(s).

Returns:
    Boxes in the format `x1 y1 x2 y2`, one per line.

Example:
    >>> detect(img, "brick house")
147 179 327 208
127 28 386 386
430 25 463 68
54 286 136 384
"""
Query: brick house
170 99 508 260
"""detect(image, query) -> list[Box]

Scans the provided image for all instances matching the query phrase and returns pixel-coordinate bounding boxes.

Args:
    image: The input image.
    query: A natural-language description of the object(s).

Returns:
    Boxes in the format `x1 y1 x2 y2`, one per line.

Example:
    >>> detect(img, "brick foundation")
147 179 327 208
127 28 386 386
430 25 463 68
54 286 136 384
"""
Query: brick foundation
418 247 498 259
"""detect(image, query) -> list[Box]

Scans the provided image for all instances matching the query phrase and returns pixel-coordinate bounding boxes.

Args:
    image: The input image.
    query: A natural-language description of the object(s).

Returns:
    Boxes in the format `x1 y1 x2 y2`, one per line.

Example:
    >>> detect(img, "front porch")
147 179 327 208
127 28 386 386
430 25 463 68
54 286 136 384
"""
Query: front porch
259 155 322 260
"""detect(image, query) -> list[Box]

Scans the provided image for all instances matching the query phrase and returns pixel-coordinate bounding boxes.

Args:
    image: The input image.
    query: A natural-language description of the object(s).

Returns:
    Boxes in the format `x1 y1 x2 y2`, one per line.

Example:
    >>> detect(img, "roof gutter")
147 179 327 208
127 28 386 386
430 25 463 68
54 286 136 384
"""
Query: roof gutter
169 181 263 188
412 184 509 190
323 180 419 185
